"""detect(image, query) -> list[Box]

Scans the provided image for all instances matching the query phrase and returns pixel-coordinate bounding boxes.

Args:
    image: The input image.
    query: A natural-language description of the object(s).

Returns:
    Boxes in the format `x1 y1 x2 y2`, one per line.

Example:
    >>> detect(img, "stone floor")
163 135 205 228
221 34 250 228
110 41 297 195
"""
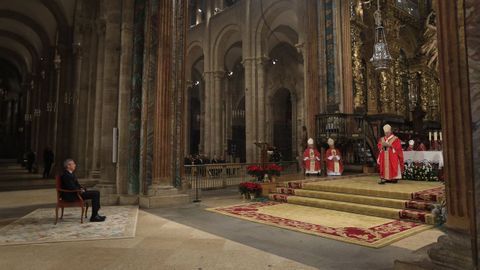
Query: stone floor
0 164 444 270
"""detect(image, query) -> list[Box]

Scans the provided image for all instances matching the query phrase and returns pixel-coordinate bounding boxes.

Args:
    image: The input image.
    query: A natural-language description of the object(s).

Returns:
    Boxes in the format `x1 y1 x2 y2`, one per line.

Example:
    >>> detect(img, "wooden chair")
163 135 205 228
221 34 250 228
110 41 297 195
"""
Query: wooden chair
55 175 89 224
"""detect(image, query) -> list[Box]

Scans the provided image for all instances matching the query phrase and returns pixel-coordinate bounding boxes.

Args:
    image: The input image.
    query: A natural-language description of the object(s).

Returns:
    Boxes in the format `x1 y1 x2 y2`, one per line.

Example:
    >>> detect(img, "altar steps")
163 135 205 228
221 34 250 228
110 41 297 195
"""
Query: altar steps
275 188 436 211
269 176 444 225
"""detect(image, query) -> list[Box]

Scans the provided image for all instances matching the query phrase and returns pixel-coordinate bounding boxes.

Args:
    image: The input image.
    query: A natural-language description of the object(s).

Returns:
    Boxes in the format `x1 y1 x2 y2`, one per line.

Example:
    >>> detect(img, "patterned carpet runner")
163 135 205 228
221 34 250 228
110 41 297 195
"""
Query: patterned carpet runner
269 176 444 225
208 201 431 248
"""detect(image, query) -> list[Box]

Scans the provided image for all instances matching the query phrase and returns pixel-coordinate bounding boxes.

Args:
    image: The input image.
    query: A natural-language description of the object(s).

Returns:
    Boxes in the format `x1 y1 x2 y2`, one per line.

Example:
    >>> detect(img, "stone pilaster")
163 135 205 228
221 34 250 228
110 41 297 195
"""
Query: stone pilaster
242 58 255 162
203 71 213 157
90 18 106 180
116 0 135 196
71 39 84 176
213 71 224 157
95 0 122 205
256 57 267 145
128 0 146 195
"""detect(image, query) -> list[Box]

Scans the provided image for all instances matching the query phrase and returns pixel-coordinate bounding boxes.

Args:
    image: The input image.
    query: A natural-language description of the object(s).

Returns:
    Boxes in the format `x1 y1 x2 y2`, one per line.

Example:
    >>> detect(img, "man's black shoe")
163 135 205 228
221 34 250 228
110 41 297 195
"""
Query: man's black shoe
378 179 386 185
391 180 398 184
90 215 106 222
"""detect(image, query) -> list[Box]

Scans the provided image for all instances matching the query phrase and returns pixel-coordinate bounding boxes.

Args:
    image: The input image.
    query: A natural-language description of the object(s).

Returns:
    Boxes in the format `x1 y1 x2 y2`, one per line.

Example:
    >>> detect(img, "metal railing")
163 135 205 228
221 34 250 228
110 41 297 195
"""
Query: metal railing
183 161 301 200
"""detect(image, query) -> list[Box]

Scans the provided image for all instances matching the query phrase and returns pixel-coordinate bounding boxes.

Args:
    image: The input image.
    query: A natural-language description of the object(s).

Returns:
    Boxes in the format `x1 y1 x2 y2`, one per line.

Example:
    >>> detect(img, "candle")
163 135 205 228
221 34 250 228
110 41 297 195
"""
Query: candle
440 132 443 141
429 132 432 141
434 131 438 141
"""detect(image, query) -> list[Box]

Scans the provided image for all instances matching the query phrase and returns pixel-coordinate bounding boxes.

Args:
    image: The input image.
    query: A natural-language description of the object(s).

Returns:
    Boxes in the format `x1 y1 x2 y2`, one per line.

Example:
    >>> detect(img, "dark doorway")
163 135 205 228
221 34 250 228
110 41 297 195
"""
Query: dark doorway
231 97 246 162
189 97 201 155
272 88 293 161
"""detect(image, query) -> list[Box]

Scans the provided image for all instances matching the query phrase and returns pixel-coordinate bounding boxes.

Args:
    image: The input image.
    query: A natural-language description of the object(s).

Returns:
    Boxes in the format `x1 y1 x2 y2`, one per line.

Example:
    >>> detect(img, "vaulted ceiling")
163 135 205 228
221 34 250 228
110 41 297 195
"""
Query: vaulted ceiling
0 0 75 83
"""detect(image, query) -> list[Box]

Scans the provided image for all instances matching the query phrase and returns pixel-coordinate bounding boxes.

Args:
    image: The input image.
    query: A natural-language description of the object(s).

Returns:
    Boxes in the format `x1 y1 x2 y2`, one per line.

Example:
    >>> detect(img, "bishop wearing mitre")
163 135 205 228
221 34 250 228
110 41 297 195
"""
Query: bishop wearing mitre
377 124 404 184
325 138 343 176
303 138 321 176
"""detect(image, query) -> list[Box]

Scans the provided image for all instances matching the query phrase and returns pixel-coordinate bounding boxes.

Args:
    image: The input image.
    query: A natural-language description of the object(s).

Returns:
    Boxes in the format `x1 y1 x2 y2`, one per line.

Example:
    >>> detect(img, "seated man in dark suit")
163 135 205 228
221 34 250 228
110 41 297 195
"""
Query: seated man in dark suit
61 159 106 222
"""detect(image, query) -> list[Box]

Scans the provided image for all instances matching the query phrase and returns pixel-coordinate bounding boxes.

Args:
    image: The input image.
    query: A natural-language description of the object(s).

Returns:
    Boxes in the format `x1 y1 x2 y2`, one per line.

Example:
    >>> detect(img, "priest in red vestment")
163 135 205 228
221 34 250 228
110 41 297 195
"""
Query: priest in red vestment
325 138 343 176
377 124 404 184
303 138 321 176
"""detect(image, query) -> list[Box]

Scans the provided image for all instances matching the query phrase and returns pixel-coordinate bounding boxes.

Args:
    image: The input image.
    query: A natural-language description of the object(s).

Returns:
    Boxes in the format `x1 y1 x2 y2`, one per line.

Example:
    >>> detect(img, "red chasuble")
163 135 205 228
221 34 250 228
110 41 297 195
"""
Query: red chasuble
377 134 404 181
303 148 321 174
325 148 343 176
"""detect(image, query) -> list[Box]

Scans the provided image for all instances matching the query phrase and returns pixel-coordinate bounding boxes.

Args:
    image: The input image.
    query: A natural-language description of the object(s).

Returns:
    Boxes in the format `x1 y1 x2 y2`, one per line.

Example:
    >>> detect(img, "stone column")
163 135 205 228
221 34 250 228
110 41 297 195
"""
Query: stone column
243 58 255 162
256 57 267 144
71 41 83 175
128 0 146 195
203 71 213 157
96 0 122 205
52 51 62 165
213 71 224 157
116 0 135 199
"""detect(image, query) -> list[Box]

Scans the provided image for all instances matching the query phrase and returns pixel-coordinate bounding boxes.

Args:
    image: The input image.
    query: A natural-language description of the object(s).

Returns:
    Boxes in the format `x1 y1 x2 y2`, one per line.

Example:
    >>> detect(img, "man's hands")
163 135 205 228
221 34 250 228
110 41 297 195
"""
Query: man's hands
382 141 391 148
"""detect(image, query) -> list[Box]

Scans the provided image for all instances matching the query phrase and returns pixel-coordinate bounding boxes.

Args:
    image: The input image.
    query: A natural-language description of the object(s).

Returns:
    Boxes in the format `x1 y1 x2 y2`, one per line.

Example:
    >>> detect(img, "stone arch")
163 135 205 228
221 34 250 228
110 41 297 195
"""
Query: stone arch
212 23 242 71
253 0 299 57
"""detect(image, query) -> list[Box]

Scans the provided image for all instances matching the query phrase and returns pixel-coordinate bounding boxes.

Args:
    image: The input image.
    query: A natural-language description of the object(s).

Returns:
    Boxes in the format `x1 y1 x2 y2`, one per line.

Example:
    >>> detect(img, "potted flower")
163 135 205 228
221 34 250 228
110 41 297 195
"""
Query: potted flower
263 164 283 182
239 182 262 200
246 165 265 182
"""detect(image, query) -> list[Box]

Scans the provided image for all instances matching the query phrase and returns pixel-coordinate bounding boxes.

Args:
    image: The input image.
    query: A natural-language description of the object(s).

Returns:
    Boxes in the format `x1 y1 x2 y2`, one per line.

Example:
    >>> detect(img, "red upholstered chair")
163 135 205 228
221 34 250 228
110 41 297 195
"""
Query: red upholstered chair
55 175 89 224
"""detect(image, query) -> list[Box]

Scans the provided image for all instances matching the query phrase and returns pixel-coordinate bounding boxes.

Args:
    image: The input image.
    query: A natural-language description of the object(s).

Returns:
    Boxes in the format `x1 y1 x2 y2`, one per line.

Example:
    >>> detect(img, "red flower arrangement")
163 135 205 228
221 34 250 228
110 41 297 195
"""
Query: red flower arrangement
246 165 264 176
264 164 283 177
239 182 263 196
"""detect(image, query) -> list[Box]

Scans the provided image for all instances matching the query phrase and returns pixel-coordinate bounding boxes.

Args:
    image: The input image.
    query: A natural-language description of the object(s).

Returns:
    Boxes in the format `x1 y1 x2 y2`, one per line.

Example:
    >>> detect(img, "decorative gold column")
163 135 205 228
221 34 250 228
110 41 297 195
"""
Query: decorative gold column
383 14 401 115
351 20 366 112
366 62 378 114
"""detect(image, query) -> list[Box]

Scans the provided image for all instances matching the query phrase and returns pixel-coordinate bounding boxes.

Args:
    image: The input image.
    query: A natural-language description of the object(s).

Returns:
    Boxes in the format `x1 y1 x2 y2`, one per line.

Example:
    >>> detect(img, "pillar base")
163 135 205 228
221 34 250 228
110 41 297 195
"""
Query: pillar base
395 228 475 270
119 194 139 205
428 229 475 270
139 185 190 208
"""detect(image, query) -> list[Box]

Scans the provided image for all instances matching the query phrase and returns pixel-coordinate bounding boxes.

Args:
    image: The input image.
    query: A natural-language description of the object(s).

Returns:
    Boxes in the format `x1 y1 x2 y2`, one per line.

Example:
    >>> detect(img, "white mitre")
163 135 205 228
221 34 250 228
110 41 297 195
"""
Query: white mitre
409 140 414 145
383 124 392 133
327 138 334 146
307 138 314 145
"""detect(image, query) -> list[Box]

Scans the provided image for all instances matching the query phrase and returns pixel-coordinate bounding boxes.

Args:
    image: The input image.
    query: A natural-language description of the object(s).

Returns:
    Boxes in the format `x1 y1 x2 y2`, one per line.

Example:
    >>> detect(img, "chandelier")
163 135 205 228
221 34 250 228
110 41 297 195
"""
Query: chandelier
370 0 392 70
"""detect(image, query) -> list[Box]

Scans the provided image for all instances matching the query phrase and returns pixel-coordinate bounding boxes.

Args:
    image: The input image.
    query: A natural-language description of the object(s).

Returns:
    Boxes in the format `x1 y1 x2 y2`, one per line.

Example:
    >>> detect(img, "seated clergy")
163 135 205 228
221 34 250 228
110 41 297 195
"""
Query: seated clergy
61 159 106 222
325 138 343 176
406 140 415 151
303 138 321 176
